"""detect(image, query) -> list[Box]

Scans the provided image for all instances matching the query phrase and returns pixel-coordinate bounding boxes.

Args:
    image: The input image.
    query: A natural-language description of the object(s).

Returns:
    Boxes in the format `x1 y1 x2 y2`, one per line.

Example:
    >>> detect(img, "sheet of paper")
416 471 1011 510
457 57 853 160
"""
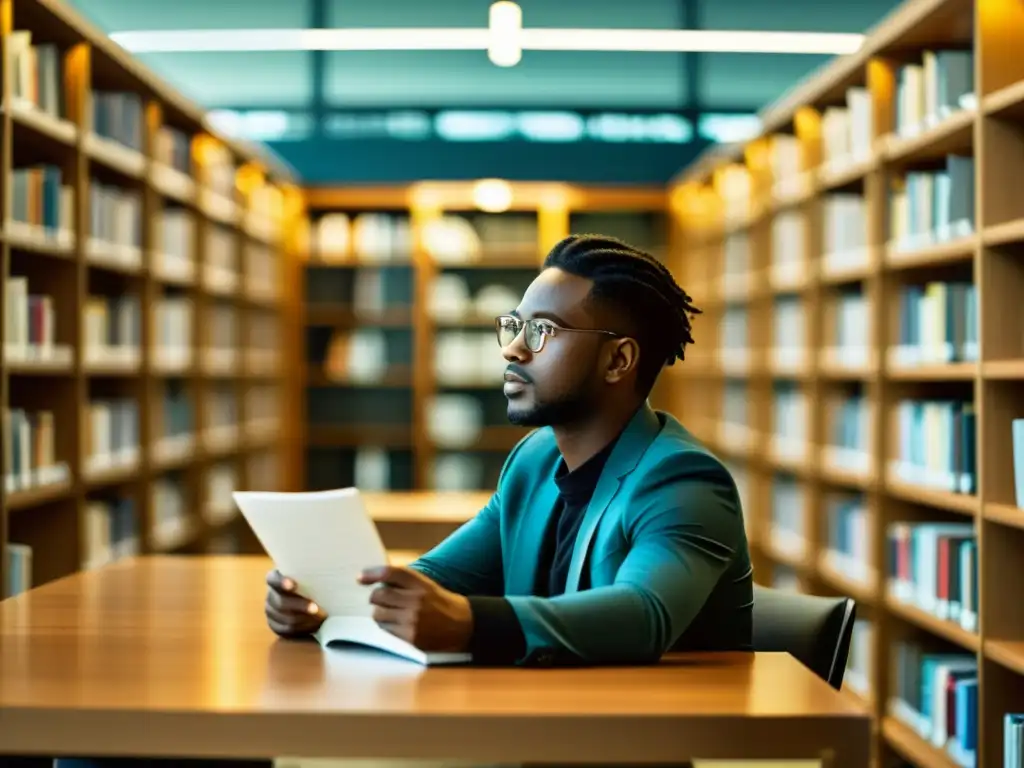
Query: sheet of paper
232 487 388 618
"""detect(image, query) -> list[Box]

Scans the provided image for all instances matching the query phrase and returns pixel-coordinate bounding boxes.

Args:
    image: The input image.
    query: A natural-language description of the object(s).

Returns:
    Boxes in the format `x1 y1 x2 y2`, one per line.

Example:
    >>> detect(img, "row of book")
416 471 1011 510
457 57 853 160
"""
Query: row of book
826 392 872 474
436 331 508 387
830 291 871 368
720 193 870 281
205 463 239 525
8 30 65 122
152 476 192 549
10 165 74 243
888 521 977 633
823 494 870 584
894 50 974 139
1007 714 1024 768
821 86 873 172
161 386 194 442
889 155 975 253
313 211 549 265
89 180 142 259
7 33 215 187
208 304 239 351
845 618 872 699
769 210 805 283
157 207 195 267
84 294 141 366
822 194 869 273
84 398 140 476
154 296 194 368
92 91 145 154
206 225 238 292
84 496 140 570
246 243 278 298
4 543 32 598
207 385 239 431
2 407 69 493
891 398 976 495
768 476 805 558
893 281 978 367
890 640 976 767
314 212 413 263
4 276 72 365
771 298 805 368
248 313 282 372
154 125 192 175
771 385 807 456
430 273 522 325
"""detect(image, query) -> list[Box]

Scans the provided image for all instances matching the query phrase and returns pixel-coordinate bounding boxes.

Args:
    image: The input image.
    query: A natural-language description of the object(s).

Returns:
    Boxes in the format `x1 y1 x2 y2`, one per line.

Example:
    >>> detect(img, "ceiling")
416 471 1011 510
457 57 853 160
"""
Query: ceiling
68 0 901 113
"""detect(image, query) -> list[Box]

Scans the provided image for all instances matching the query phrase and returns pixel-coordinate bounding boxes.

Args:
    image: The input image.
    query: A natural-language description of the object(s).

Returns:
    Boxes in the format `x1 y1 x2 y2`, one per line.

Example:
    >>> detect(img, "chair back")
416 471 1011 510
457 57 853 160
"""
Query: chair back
752 583 856 689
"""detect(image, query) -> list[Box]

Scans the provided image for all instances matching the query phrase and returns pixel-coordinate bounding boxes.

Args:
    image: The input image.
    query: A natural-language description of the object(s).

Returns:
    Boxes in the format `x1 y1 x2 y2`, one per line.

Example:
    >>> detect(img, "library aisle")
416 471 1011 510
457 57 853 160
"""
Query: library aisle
1 0 301 600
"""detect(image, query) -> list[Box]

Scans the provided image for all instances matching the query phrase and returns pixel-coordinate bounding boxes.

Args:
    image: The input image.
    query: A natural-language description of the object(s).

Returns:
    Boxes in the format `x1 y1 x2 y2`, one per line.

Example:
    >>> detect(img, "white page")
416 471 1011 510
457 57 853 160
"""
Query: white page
232 487 388 618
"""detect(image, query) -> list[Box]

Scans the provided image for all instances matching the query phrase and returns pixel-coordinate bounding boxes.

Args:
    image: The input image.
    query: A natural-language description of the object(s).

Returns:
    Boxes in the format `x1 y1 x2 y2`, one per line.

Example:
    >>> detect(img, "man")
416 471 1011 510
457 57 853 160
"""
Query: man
52 234 752 767
269 233 754 665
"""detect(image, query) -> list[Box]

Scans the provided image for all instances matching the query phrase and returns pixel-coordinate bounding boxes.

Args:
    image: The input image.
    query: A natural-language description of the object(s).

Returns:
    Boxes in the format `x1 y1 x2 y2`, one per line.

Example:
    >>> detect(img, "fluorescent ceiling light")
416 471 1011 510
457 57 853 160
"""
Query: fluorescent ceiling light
488 2 523 67
110 27 863 55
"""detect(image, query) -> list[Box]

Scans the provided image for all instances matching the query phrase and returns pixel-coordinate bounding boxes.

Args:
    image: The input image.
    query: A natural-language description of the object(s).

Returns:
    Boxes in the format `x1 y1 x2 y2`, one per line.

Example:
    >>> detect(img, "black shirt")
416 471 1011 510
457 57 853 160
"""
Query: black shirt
467 438 617 663
540 437 617 597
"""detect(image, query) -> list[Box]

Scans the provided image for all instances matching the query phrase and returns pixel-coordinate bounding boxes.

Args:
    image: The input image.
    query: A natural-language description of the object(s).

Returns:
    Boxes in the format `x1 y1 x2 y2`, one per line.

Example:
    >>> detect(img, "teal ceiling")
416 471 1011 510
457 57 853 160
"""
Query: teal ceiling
67 0 901 111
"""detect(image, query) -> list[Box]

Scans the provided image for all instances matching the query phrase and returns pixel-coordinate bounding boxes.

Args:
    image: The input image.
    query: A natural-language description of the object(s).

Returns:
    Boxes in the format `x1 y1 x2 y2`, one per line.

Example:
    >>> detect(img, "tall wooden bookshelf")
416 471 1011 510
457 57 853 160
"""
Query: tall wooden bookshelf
298 182 668 557
666 0 1024 765
0 0 302 599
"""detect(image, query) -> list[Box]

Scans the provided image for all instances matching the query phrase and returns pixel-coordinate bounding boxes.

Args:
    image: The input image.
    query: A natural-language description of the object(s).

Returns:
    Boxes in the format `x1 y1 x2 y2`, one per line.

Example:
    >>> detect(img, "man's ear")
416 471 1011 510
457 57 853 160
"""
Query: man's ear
604 338 639 384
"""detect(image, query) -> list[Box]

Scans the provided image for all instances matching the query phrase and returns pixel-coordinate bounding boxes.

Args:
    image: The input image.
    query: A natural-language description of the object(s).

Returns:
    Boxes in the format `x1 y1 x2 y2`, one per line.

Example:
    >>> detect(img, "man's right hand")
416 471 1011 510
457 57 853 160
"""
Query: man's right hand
265 569 326 638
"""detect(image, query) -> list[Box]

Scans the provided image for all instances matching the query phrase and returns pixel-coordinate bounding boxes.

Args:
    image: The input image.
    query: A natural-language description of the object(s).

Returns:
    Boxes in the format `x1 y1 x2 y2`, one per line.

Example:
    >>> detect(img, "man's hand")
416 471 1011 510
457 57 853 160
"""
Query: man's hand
358 565 474 652
265 569 326 638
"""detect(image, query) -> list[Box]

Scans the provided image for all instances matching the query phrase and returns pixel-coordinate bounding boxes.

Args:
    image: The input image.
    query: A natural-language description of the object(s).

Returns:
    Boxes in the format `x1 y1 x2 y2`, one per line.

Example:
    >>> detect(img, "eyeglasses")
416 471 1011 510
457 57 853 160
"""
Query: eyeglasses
495 314 620 353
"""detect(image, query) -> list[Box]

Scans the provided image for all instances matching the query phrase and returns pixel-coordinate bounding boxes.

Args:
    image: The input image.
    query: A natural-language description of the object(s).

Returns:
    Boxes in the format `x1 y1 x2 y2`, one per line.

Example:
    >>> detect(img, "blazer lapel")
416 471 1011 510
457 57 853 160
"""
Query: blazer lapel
506 478 561 595
563 403 663 593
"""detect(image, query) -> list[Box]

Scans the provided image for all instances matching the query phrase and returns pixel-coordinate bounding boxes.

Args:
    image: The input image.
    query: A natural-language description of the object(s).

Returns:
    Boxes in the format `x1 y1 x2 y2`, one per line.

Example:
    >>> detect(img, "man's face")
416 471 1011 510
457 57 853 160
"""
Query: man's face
499 267 610 427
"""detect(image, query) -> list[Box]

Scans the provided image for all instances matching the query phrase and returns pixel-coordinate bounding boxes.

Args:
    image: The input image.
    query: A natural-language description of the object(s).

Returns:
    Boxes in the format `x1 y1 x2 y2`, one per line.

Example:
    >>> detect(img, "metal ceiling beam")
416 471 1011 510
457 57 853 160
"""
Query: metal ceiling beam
310 0 326 138
684 0 702 112
205 104 758 116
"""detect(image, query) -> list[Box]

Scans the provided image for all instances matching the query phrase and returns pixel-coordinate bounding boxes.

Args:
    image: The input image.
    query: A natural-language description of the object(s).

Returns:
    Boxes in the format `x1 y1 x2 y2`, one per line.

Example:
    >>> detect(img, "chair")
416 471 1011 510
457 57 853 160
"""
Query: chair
752 583 857 690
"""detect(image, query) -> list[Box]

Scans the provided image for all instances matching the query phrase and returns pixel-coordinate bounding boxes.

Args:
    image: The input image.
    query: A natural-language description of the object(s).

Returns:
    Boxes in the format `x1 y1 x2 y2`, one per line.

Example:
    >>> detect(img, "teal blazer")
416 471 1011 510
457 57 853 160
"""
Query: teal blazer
411 403 754 665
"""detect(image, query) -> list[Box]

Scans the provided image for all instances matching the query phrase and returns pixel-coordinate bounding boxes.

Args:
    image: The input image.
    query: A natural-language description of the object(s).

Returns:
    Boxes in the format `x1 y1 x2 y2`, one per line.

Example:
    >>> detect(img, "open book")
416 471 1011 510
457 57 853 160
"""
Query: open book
232 487 472 666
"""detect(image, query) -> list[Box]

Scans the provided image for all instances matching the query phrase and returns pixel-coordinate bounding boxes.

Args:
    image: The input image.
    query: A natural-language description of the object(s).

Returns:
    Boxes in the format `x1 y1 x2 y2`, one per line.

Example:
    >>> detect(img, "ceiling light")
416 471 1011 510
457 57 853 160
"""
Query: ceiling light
488 2 523 67
473 179 514 212
110 28 864 56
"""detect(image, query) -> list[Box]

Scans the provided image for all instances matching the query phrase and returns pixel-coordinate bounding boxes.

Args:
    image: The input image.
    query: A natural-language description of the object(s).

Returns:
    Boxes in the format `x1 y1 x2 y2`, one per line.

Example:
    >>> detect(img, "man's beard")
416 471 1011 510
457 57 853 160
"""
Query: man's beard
507 390 594 428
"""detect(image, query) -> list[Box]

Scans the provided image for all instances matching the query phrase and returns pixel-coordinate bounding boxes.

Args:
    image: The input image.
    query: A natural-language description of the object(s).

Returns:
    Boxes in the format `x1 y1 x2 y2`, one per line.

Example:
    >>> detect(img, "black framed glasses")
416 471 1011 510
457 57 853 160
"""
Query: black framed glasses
495 315 620 353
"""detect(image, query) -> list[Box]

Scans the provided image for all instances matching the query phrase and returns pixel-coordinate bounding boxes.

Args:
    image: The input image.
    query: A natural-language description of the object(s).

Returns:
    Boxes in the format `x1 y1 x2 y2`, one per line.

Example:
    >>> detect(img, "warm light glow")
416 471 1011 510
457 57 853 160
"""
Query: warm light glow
488 2 523 67
473 179 514 213
110 27 864 55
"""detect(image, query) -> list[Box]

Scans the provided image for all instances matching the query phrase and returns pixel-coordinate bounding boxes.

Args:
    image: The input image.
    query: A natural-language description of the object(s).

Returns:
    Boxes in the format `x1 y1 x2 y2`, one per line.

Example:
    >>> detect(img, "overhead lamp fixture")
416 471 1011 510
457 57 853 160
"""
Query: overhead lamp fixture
473 179 514 212
488 2 522 67
110 28 864 56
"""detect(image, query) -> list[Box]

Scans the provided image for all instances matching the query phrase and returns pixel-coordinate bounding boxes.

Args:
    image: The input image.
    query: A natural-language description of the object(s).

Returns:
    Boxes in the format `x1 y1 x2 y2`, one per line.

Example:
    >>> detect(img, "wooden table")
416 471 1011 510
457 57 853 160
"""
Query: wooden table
0 556 870 766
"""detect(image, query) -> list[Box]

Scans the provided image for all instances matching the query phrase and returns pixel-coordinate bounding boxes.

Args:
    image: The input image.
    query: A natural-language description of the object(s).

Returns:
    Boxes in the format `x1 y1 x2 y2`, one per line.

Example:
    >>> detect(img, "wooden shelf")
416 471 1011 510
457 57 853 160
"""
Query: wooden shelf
666 0 1024 764
0 0 303 600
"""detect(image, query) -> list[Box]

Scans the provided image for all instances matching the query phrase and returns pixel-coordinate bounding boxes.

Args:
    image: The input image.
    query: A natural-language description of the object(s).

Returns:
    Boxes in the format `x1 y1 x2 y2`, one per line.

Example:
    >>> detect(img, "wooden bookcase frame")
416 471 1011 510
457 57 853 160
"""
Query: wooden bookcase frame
0 0 303 598
667 0 1024 765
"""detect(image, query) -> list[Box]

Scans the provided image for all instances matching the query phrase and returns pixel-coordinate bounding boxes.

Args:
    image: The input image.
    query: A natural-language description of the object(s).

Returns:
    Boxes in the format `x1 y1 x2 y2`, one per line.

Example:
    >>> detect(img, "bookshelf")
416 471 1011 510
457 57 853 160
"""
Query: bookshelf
665 0 1024 764
1 0 302 599
298 181 670 554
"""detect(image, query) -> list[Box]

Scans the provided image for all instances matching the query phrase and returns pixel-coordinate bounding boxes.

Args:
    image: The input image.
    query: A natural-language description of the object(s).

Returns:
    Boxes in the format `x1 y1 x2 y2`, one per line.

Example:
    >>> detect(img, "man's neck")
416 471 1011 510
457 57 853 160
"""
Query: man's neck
553 402 641 472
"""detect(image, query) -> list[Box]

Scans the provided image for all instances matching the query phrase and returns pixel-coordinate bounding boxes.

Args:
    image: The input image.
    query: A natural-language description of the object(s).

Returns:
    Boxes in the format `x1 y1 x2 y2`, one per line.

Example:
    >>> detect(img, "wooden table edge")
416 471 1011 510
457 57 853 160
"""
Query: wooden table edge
0 708 872 765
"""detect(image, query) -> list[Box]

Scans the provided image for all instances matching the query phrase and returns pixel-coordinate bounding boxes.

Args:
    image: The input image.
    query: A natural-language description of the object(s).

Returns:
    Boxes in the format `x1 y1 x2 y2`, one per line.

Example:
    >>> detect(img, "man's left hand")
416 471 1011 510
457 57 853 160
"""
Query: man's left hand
358 565 474 652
